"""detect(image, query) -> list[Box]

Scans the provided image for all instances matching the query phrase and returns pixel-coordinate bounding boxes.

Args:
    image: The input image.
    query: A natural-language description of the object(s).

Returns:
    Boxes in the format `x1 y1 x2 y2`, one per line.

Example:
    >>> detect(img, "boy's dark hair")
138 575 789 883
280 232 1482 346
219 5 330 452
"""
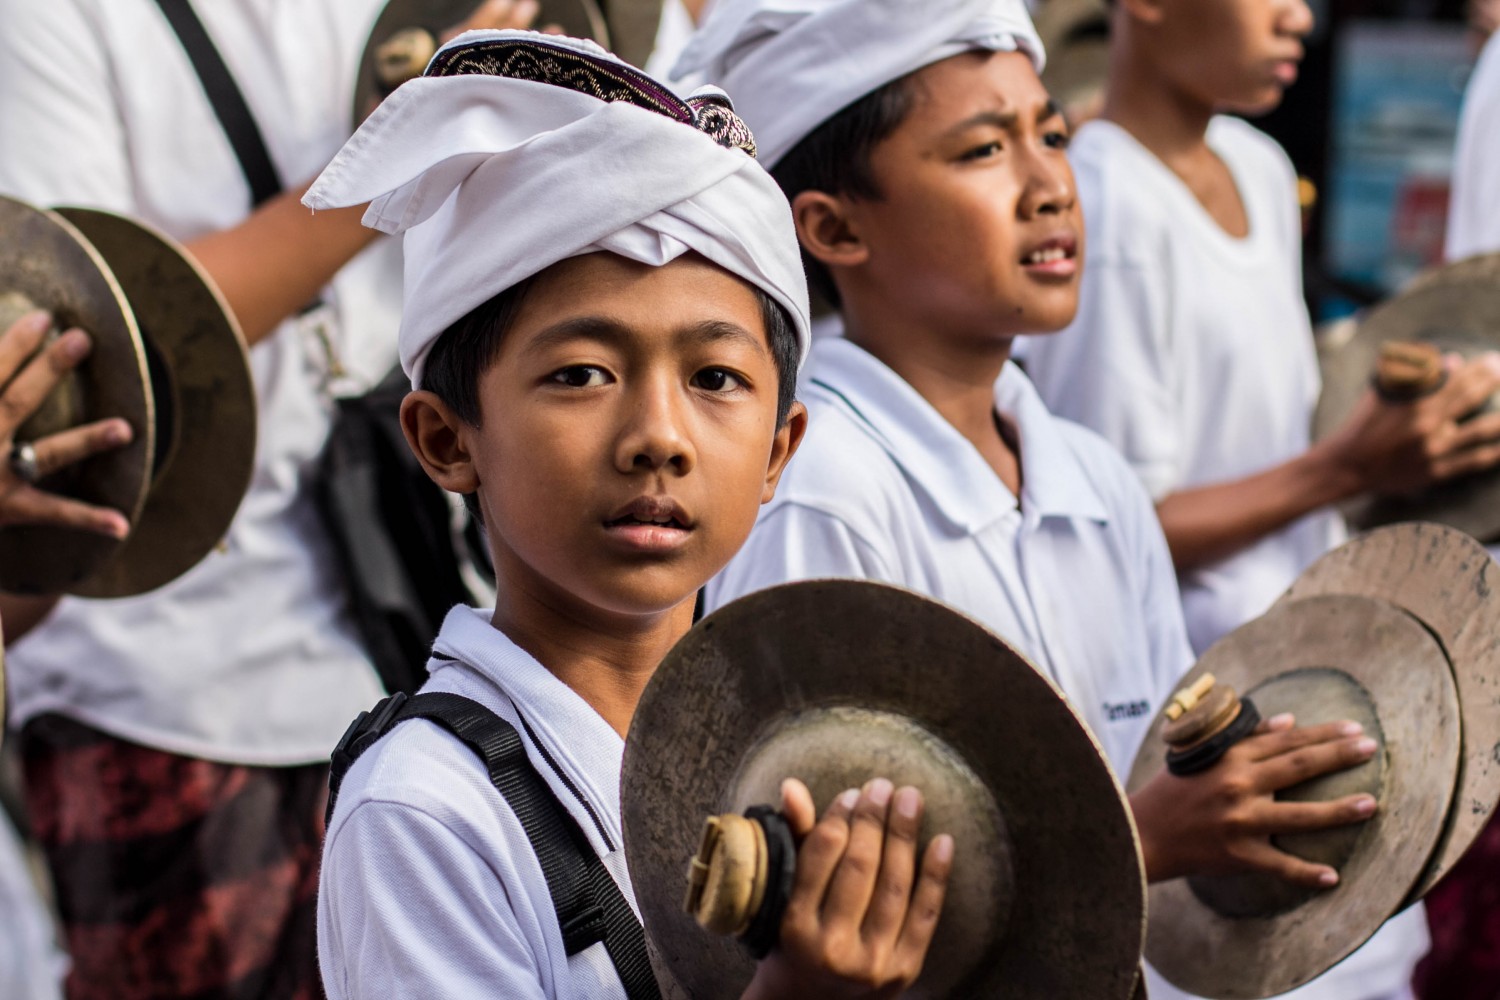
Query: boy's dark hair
423 274 801 519
770 76 917 307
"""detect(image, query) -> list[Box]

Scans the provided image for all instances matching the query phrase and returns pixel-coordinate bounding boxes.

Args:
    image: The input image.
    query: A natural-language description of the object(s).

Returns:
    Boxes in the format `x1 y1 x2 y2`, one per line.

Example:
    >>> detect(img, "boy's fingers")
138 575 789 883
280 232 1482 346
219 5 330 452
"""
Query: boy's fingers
785 788 858 921
894 834 954 973
32 418 132 477
1434 355 1500 421
819 778 894 927
1434 439 1500 481
1241 719 1362 762
1235 840 1340 889
1247 794 1377 835
1254 736 1377 792
860 786 923 943
1444 410 1500 451
780 778 817 838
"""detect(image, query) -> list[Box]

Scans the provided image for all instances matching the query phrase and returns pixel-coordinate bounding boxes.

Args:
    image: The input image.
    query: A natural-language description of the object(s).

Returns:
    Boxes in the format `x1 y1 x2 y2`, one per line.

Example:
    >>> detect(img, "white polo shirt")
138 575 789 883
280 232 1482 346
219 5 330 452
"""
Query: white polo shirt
0 0 401 763
1019 116 1345 657
708 337 1194 776
1019 115 1424 1000
1447 31 1500 261
319 606 635 1000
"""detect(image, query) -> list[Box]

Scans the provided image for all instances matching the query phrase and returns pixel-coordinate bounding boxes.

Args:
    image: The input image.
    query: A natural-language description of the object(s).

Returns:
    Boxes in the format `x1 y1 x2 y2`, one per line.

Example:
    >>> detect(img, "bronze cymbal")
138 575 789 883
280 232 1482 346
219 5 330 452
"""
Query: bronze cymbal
1281 521 1500 903
352 0 613 127
622 580 1146 1000
1127 594 1460 999
1313 261 1500 541
0 197 154 595
55 209 256 598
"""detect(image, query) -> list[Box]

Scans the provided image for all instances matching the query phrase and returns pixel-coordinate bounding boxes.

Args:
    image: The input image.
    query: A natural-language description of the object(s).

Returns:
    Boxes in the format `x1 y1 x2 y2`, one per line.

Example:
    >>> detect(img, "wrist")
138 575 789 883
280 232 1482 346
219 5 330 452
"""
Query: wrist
1297 438 1366 507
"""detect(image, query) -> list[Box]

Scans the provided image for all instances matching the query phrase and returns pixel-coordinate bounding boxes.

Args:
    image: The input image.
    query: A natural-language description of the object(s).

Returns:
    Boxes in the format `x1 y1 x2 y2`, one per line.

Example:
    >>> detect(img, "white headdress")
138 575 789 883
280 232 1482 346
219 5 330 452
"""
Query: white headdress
672 0 1046 168
306 31 811 388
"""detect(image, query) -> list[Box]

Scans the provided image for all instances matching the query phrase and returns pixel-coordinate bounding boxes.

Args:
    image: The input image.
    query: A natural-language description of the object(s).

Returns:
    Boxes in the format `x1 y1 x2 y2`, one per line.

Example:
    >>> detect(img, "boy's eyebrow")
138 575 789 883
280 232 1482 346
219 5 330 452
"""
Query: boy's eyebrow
522 316 769 357
944 99 1066 137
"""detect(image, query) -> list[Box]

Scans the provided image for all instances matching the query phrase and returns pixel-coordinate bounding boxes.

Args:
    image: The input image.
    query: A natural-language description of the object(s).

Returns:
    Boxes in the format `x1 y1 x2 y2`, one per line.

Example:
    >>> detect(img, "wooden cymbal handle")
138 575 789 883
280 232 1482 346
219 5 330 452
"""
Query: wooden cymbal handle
1374 341 1445 402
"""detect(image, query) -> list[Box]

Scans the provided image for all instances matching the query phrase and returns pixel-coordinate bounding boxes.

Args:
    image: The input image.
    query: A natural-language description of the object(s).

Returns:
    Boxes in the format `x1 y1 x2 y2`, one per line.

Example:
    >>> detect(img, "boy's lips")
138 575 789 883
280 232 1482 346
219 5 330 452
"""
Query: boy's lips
603 495 694 554
1020 234 1079 279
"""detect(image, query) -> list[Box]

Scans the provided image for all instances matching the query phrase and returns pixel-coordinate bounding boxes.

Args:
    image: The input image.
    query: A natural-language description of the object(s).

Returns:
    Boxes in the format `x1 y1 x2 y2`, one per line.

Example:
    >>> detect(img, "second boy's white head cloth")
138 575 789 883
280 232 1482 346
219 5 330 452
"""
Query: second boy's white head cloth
305 31 811 388
671 0 1046 169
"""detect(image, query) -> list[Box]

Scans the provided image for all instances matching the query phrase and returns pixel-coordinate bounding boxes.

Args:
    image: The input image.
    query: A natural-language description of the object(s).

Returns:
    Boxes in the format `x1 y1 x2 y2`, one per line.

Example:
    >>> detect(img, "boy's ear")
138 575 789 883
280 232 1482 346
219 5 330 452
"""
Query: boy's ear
400 390 482 496
790 190 870 273
762 400 809 503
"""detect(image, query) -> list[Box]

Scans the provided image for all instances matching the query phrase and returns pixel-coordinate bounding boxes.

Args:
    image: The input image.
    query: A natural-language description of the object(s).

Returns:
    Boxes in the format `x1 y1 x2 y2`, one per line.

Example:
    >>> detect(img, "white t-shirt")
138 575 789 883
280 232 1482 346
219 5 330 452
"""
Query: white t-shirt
1020 117 1345 657
319 606 635 1000
0 0 401 764
1020 115 1424 1000
708 337 1194 776
0 817 64 1000
1447 31 1500 261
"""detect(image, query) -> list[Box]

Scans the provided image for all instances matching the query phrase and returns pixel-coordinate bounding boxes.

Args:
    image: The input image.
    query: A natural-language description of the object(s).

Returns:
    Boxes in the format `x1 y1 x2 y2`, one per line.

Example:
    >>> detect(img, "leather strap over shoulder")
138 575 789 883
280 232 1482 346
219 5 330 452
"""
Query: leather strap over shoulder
328 691 661 999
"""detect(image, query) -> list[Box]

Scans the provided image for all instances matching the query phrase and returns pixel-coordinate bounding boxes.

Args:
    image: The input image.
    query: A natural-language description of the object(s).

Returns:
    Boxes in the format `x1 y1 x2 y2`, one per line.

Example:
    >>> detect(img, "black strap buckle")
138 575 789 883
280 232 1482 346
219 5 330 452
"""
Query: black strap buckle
327 691 410 824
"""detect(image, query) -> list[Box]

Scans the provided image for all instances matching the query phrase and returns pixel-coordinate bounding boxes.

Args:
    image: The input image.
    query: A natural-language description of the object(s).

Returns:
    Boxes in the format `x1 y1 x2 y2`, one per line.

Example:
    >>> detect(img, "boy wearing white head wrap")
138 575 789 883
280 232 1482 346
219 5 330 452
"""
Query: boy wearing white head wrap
691 1 1394 988
309 31 954 999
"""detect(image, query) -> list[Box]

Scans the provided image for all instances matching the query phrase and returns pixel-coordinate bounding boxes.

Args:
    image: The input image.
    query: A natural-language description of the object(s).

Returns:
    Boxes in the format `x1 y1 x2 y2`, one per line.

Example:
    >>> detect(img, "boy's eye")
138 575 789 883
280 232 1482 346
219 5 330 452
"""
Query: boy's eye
961 141 1004 161
1044 129 1071 151
550 365 611 388
692 368 744 392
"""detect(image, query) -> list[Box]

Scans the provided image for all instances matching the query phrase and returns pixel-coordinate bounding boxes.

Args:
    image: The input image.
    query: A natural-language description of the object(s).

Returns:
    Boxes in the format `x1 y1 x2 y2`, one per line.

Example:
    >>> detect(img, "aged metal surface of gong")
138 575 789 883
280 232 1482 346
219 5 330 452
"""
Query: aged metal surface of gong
1282 521 1500 902
0 197 153 594
622 580 1146 1000
1313 262 1500 541
52 209 256 599
1127 595 1459 999
353 0 616 126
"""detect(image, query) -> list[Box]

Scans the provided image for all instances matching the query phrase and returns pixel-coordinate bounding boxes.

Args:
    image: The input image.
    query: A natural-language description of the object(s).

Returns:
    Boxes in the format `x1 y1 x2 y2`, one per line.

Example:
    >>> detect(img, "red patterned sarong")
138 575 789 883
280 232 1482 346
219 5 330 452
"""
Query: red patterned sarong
1413 811 1500 1000
20 714 327 1000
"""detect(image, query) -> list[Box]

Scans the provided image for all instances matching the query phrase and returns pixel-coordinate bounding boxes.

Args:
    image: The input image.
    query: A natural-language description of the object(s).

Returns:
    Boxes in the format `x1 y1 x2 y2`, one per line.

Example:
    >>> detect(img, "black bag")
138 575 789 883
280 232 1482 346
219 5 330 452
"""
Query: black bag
317 367 491 696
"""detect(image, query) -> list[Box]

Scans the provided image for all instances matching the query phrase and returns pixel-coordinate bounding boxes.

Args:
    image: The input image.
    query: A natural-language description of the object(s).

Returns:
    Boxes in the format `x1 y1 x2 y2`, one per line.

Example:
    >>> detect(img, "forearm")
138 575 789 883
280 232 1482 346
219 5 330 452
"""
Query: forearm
1155 442 1361 572
0 593 63 645
185 181 380 347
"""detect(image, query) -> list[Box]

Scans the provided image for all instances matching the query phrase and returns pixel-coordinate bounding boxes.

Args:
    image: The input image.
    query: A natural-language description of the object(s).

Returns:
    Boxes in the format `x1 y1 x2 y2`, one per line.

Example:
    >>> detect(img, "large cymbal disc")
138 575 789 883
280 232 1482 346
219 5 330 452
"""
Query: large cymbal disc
622 580 1145 1000
352 0 610 127
56 209 256 598
0 196 153 594
1313 263 1500 541
1127 595 1459 999
1281 521 1500 901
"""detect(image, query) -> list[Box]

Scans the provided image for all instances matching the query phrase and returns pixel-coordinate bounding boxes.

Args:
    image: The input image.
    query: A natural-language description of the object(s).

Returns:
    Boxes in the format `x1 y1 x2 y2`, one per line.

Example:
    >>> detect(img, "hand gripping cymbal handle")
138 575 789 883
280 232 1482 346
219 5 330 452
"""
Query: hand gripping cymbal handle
1161 674 1262 777
684 805 797 959
1373 340 1447 403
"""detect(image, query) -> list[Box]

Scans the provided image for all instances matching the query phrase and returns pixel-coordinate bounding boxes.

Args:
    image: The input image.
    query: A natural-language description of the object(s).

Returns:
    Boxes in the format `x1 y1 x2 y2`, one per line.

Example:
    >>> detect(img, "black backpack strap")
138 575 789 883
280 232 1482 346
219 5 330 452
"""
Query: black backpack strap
152 0 284 207
329 692 661 1000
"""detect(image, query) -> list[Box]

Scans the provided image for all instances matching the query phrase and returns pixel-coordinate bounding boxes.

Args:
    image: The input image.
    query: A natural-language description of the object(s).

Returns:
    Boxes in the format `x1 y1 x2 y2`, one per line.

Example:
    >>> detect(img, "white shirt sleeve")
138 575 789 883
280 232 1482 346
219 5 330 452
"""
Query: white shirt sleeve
707 502 898 611
1447 31 1500 261
319 800 549 1000
0 0 133 209
1026 253 1182 500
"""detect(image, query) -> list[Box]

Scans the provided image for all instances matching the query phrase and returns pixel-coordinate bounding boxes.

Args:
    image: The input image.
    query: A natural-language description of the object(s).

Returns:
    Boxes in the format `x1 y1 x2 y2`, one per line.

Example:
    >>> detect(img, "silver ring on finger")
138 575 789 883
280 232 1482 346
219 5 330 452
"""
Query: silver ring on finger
9 441 41 484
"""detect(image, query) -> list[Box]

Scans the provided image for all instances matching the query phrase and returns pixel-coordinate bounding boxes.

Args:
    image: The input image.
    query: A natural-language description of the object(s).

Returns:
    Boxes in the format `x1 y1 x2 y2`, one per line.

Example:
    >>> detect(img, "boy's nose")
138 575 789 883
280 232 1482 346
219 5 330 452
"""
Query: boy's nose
1020 156 1076 219
1281 0 1315 38
615 391 695 475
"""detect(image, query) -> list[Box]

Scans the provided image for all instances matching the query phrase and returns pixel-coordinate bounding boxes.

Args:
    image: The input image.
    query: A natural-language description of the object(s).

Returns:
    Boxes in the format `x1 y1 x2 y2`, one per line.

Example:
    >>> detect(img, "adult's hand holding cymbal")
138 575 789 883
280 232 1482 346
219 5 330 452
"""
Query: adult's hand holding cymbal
0 311 132 539
1129 713 1379 887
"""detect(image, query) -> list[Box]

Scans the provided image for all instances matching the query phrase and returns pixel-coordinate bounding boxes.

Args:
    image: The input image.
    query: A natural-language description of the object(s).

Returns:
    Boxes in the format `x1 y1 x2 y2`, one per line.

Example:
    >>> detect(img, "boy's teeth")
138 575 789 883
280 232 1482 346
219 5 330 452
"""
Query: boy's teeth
1026 247 1067 264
